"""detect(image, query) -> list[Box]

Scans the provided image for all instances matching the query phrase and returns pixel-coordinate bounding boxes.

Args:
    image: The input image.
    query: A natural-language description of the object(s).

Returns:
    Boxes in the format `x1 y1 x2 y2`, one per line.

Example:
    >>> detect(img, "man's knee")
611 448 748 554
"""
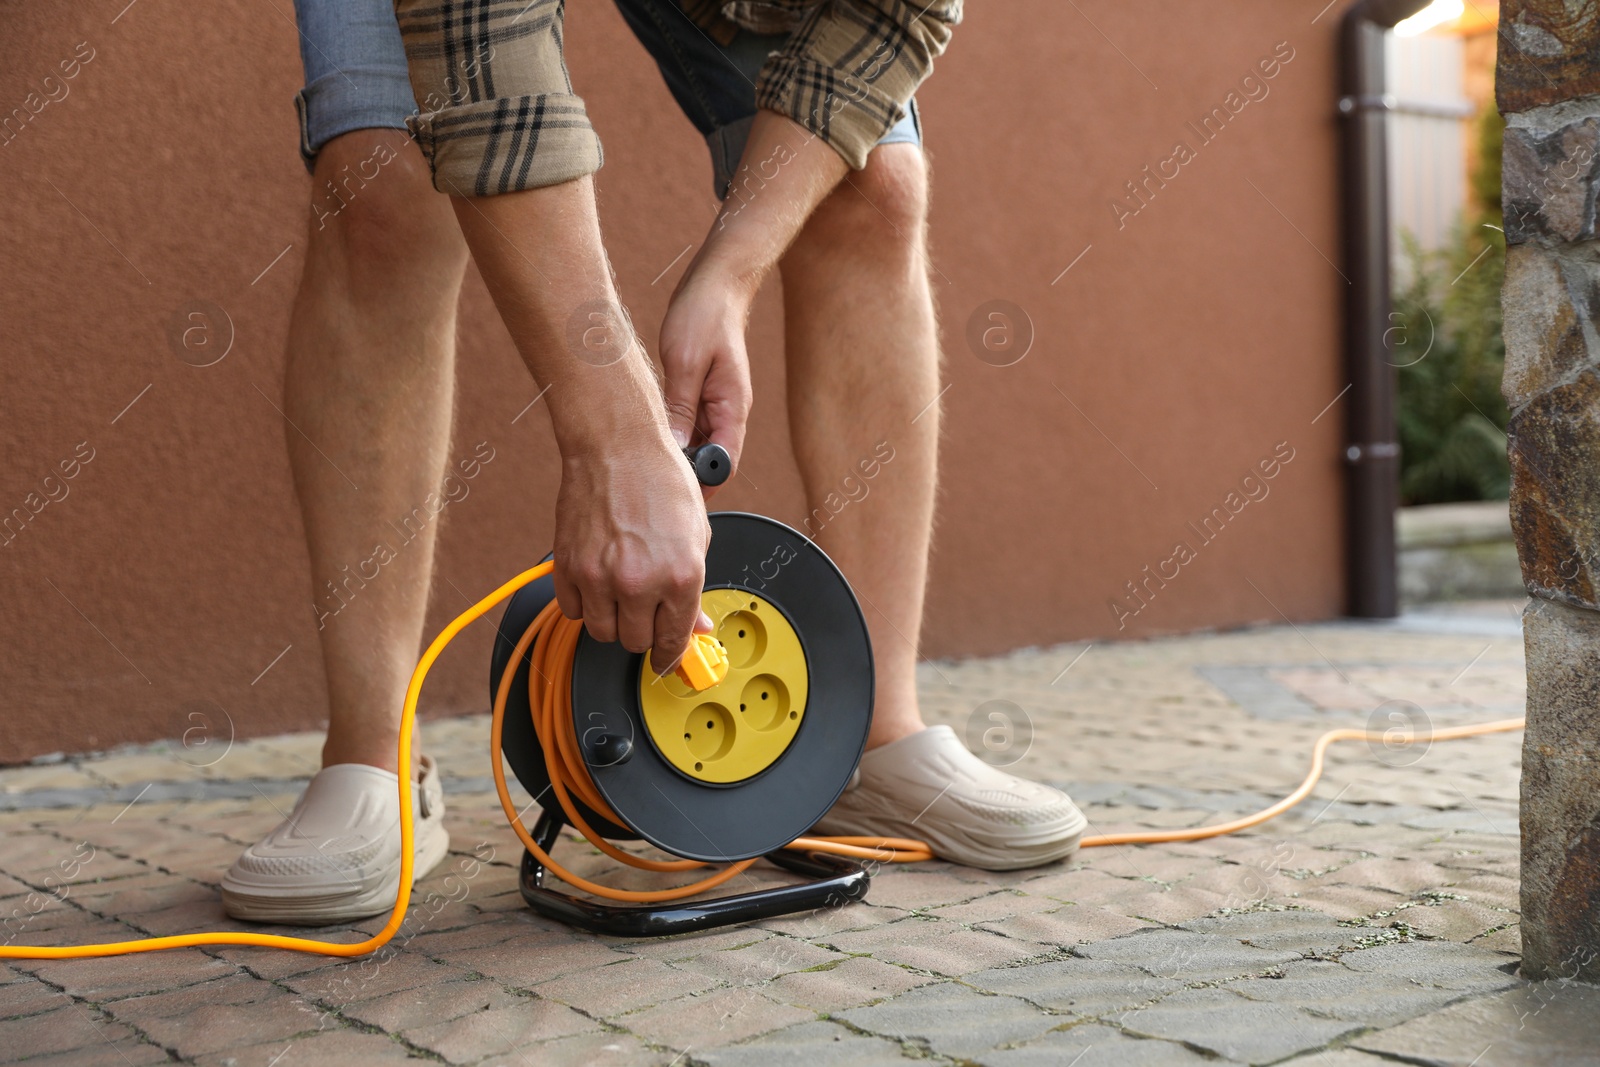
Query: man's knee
851 144 928 235
798 144 928 263
305 129 464 271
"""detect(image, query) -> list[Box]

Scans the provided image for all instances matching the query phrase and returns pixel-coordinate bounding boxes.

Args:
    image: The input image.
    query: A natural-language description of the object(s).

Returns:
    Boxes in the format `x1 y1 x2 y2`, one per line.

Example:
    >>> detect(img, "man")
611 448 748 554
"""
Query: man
222 0 1086 924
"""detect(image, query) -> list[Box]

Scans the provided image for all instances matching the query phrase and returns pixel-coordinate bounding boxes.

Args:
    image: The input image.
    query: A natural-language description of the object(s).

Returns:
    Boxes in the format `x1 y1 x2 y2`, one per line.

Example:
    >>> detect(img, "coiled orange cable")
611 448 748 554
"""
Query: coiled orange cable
0 558 1525 960
487 590 933 905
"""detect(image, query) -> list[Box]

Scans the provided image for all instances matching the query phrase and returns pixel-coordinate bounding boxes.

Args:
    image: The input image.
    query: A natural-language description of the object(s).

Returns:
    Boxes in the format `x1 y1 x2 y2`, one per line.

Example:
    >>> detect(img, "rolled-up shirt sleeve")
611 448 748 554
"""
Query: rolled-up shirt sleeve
394 0 603 196
752 0 963 170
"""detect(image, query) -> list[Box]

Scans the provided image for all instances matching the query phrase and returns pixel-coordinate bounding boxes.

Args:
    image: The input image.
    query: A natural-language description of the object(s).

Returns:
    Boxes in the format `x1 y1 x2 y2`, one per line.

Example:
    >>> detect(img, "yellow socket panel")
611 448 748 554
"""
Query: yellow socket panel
639 589 809 784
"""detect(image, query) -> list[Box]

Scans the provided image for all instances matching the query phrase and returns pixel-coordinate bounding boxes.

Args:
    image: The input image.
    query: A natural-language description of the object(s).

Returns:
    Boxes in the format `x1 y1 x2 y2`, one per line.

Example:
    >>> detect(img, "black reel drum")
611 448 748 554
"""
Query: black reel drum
489 512 877 935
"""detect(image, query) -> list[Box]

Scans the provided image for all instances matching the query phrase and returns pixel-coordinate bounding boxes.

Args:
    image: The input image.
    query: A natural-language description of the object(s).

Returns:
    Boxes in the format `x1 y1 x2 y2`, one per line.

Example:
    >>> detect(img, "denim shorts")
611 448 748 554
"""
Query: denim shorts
291 0 920 196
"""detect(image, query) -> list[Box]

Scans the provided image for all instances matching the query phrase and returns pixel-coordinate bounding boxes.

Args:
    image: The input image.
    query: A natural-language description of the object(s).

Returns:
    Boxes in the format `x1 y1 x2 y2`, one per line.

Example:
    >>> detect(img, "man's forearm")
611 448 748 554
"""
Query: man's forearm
683 109 849 300
450 176 711 664
649 109 848 465
450 178 669 456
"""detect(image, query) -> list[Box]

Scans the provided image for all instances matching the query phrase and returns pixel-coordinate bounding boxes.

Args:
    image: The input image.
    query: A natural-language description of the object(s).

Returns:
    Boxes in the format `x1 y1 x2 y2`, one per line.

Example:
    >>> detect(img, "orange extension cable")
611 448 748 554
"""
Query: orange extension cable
0 561 546 960
1078 717 1526 847
0 559 1525 960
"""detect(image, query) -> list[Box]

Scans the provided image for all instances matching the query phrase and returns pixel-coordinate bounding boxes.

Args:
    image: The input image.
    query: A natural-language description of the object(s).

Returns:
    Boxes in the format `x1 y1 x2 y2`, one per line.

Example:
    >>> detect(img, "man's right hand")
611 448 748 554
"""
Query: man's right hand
551 432 711 671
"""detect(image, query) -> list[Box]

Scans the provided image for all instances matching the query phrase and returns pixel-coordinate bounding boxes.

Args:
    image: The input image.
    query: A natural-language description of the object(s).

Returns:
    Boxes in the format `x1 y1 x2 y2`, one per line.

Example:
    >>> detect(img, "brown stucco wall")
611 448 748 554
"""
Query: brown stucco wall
0 2 1349 761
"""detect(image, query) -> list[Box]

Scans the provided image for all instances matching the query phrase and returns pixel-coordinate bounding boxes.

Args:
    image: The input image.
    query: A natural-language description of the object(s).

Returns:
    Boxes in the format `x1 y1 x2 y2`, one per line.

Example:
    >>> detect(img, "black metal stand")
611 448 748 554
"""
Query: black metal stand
517 812 871 937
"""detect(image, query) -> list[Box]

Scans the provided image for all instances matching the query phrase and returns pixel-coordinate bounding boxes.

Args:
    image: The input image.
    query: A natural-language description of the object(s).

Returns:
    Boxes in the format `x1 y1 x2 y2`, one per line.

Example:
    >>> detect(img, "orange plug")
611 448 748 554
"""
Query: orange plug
673 632 730 691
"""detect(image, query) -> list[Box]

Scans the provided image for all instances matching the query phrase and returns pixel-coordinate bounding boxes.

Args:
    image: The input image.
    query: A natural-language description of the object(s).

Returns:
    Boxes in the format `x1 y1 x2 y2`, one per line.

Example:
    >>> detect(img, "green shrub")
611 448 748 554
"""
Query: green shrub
1393 107 1509 506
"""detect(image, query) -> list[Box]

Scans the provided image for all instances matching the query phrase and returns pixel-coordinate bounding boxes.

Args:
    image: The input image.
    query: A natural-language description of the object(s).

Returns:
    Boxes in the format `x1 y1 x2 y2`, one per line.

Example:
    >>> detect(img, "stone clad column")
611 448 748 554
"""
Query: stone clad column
1498 1 1600 982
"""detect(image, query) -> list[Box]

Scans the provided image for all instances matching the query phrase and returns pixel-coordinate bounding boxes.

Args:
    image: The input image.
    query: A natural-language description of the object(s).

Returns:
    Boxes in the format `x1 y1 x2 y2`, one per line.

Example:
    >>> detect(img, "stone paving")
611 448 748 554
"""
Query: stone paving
1 598 1594 1065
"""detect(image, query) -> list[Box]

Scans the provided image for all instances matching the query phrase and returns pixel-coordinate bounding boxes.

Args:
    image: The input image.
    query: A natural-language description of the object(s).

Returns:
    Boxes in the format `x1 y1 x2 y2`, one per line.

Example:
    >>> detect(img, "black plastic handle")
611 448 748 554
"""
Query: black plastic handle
684 443 731 487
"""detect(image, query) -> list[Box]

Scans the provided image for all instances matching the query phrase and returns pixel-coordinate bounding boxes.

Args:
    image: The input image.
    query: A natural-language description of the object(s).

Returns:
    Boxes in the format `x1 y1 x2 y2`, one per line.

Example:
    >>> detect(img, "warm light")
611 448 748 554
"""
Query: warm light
1394 0 1465 36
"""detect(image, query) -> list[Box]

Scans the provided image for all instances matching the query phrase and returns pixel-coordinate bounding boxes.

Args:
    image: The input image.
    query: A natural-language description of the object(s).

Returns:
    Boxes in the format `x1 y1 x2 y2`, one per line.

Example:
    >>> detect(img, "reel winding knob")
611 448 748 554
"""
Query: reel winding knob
684 443 731 487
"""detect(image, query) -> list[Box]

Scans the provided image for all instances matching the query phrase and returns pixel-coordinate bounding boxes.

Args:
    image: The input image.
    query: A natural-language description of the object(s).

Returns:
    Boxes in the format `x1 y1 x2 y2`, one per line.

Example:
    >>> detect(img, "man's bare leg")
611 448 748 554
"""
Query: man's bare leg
779 144 938 751
224 128 468 923
230 143 710 922
782 146 1085 869
282 129 469 773
656 114 1081 868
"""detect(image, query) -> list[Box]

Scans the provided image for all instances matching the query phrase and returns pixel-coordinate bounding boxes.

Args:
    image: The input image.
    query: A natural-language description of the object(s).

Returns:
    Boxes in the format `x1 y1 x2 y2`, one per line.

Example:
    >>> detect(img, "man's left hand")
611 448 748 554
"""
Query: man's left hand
658 273 753 499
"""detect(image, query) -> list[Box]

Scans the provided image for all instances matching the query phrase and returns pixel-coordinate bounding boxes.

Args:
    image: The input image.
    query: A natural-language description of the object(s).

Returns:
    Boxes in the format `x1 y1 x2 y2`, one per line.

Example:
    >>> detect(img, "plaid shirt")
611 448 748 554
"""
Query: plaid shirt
394 0 962 197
